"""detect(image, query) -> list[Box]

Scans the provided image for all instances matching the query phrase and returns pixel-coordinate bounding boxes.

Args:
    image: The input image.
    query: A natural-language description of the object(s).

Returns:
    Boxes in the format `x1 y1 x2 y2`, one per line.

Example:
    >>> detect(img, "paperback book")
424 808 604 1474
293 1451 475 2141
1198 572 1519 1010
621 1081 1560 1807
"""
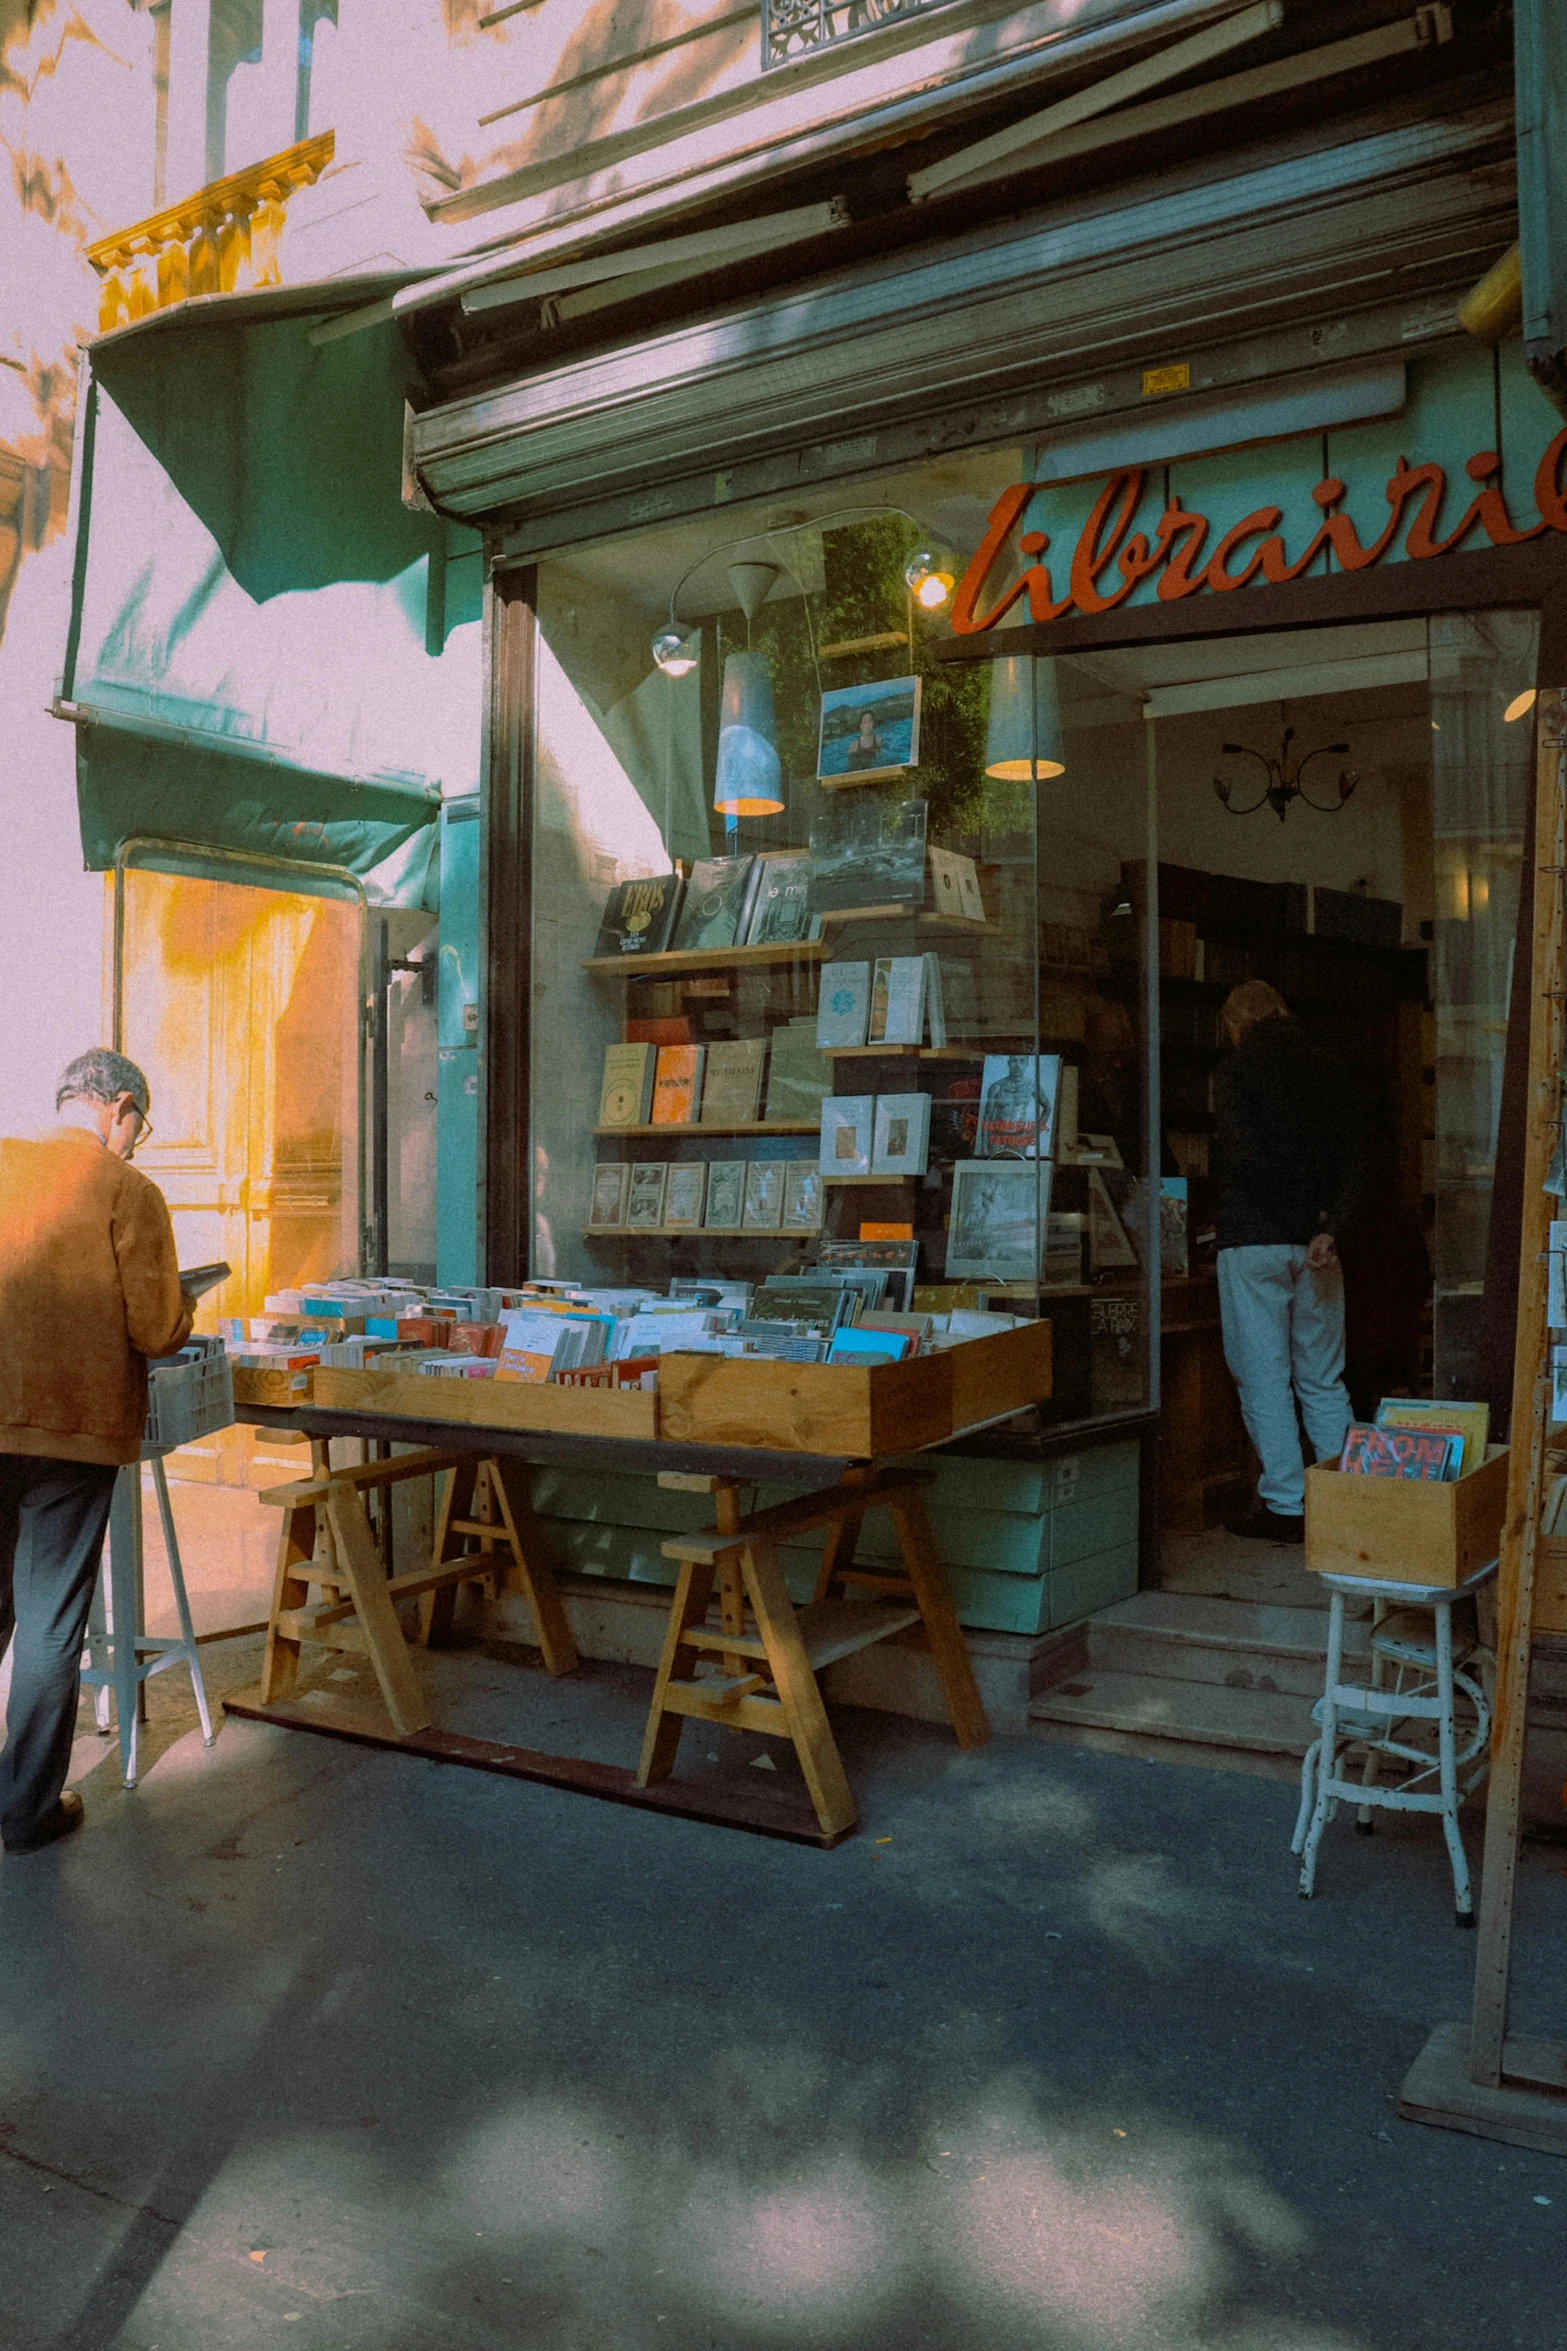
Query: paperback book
598 1043 656 1128
977 1054 1061 1158
626 1162 669 1230
742 1159 787 1230
745 850 813 945
820 1095 874 1178
764 1018 835 1122
589 1162 630 1229
872 1092 931 1177
1340 1424 1464 1480
651 1045 705 1125
704 1160 746 1228
669 856 758 953
701 1038 766 1124
594 872 684 959
816 962 872 1049
663 1162 708 1230
807 796 929 917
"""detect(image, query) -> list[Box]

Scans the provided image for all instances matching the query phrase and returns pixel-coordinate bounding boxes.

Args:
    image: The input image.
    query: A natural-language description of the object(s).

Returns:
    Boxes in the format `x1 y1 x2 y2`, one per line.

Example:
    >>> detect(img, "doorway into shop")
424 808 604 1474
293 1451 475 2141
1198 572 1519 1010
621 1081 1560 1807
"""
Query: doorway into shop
1047 608 1539 1537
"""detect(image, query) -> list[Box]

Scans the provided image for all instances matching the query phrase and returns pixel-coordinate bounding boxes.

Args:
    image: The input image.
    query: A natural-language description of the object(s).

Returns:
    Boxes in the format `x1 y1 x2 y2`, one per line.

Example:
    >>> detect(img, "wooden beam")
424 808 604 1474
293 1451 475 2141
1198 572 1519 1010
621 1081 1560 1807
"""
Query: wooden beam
1469 689 1567 2087
661 1465 929 1566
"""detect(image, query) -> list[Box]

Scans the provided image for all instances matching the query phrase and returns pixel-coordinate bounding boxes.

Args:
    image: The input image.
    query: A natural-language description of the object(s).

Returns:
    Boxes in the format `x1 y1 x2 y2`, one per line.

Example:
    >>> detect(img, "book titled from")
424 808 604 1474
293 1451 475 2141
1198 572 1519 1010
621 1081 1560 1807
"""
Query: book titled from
745 849 813 945
872 1092 931 1176
1340 1424 1465 1480
651 1045 706 1124
704 1159 746 1228
589 1162 630 1229
595 872 683 958
626 1162 669 1230
820 1095 874 1177
1374 1397 1490 1477
670 855 757 953
663 1162 708 1230
817 961 871 1049
598 1043 656 1128
700 1038 766 1124
742 1159 787 1231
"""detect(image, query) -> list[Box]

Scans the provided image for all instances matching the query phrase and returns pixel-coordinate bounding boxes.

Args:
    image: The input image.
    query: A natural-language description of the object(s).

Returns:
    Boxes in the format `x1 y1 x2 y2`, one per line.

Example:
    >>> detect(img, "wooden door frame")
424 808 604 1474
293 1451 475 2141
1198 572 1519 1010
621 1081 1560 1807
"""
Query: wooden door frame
481 565 536 1284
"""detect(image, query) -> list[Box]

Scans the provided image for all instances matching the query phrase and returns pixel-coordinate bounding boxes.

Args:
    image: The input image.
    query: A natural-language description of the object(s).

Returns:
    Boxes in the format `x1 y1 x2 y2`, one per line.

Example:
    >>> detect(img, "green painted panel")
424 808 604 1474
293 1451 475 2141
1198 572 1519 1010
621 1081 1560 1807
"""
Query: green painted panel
1046 1542 1139 1630
1049 1487 1139 1570
1326 344 1498 558
550 1523 680 1587
533 1470 713 1533
1051 1441 1139 1505
909 1458 1048 1514
1164 441 1328 592
1499 337 1557 533
941 1564 1051 1636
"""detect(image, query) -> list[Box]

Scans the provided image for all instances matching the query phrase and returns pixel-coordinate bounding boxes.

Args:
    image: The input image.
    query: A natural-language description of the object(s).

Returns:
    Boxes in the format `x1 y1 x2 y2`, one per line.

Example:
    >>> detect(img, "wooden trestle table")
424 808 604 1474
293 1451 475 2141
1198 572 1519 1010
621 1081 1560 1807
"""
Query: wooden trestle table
232 1396 1006 1844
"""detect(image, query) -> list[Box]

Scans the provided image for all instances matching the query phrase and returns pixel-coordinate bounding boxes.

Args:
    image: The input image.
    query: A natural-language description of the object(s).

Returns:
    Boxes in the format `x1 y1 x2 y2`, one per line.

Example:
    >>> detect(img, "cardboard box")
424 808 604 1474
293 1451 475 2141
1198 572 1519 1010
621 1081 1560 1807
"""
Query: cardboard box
1304 1445 1509 1587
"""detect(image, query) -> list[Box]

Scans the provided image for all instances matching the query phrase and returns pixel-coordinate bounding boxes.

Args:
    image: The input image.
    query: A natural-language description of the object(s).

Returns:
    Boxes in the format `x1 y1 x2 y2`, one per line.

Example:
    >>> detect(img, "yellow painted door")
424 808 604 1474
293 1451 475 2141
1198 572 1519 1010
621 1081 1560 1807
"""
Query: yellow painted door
114 869 363 1484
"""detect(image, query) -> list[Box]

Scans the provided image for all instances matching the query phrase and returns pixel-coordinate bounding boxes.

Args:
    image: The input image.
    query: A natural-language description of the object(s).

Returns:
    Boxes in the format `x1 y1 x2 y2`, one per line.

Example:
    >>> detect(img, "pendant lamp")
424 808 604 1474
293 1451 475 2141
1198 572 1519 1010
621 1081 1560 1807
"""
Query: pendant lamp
714 651 784 817
714 560 785 818
984 654 1066 781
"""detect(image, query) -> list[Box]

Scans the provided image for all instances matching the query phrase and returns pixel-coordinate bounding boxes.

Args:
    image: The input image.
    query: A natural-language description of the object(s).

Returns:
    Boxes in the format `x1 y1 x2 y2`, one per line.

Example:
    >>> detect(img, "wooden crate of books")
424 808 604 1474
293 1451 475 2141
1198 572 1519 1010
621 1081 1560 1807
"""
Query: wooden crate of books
658 1321 1051 1457
232 1363 316 1407
1303 1446 1510 1587
311 1366 659 1441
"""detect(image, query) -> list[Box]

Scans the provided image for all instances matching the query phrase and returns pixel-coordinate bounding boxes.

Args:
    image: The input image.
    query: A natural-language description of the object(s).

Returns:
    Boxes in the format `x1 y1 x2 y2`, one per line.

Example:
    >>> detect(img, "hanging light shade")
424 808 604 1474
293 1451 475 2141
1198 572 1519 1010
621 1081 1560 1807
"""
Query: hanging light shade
984 654 1066 781
651 627 698 677
714 651 784 817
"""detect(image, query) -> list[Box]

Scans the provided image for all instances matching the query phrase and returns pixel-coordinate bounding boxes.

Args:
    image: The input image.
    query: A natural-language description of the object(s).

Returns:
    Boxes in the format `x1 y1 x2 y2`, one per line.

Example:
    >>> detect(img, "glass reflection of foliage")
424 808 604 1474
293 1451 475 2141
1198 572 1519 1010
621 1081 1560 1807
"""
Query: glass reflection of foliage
709 513 1021 848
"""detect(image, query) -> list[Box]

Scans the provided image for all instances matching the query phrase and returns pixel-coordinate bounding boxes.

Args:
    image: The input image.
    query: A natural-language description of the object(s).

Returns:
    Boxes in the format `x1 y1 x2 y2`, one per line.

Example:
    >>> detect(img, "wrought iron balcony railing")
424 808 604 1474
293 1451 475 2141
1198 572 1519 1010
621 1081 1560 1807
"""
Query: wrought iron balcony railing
762 0 960 70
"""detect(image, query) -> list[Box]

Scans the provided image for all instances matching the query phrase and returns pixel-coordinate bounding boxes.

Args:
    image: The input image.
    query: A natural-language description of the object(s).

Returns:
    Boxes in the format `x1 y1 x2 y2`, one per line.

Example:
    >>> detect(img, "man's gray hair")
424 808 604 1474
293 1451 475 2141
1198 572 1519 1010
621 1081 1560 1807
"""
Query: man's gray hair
56 1049 151 1117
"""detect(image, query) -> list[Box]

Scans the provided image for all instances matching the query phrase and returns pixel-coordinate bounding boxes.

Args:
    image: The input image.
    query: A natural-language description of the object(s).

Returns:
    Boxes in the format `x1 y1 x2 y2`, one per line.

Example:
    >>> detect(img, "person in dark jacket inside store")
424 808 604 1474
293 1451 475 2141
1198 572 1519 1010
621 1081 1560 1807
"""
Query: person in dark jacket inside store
1213 981 1358 1543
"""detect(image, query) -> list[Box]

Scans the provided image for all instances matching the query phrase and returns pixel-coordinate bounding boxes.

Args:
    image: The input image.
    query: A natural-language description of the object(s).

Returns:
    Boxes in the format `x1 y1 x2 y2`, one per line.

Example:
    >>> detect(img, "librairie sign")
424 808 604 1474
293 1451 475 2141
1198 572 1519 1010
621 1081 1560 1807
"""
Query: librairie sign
951 424 1567 633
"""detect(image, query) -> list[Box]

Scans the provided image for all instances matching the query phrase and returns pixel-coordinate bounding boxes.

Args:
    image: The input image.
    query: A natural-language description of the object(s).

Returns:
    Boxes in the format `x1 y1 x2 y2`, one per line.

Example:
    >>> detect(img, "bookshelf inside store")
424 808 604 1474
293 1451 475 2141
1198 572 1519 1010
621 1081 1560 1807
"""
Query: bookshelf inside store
526 491 1156 1425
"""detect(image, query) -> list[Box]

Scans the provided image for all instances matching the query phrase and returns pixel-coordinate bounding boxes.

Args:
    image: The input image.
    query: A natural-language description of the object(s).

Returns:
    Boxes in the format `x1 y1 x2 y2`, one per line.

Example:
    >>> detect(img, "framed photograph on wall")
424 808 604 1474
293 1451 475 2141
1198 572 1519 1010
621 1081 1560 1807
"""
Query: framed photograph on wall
816 676 921 786
944 1159 1052 1281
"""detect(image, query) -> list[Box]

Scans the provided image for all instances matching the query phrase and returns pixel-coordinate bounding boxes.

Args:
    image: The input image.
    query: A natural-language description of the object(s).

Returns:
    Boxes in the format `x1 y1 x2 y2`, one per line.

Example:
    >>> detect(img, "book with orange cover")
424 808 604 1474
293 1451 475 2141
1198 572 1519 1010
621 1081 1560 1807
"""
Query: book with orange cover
1374 1397 1489 1477
651 1045 706 1125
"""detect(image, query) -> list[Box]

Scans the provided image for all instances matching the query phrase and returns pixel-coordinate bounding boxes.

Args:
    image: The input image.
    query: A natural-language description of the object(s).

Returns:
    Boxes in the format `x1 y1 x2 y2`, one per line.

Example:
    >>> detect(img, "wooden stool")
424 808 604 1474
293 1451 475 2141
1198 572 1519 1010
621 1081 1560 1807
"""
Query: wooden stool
638 1467 989 1837
425 1454 578 1675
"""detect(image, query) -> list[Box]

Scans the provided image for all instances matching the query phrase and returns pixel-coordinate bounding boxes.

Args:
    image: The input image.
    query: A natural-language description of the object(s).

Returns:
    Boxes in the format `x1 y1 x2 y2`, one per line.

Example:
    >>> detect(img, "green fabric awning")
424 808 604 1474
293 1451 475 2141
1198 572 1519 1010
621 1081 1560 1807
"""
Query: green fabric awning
62 291 479 906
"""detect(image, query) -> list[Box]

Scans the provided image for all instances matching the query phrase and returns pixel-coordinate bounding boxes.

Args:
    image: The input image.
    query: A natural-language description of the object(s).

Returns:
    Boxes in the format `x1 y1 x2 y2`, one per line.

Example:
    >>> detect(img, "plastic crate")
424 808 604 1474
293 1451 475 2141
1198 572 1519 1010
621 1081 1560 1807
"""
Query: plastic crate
144 1339 235 1454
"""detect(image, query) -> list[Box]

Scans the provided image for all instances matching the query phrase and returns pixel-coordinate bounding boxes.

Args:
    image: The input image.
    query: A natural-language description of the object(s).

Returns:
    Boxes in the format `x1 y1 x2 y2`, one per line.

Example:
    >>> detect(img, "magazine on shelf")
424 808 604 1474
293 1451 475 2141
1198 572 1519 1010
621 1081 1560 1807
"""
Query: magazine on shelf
669 856 758 953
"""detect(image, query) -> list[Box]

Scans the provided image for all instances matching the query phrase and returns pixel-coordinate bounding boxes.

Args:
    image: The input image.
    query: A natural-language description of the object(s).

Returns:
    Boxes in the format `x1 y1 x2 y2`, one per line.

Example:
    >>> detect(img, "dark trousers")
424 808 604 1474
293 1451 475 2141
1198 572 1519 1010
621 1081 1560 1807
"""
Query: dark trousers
0 1454 118 1847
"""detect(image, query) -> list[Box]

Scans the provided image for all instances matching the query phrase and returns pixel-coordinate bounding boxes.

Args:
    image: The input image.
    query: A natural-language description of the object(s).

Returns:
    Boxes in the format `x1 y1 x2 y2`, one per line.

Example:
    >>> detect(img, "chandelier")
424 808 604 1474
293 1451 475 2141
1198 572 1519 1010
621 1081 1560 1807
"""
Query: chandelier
1213 725 1359 823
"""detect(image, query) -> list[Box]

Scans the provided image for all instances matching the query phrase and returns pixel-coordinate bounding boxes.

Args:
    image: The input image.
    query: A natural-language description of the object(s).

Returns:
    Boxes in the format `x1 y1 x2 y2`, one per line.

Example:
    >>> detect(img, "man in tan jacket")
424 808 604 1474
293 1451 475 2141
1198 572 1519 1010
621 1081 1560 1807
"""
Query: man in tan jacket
0 1049 192 1853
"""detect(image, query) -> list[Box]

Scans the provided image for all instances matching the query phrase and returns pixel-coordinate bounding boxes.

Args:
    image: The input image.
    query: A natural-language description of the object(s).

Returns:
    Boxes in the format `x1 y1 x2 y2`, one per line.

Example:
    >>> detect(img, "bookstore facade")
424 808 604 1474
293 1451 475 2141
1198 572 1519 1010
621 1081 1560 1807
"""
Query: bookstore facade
57 76 1567 1626
438 329 1567 1577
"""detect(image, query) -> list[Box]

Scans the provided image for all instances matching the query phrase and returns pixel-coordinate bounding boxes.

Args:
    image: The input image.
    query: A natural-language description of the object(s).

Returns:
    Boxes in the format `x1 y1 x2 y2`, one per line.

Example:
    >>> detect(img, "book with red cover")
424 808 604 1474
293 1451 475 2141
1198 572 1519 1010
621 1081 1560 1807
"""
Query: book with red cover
1340 1424 1464 1480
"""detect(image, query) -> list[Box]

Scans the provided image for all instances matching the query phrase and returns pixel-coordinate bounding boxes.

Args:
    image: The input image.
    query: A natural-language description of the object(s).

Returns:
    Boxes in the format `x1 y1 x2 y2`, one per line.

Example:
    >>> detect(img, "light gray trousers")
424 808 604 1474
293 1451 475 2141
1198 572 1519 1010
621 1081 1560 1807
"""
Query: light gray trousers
1217 1245 1354 1516
0 1454 118 1846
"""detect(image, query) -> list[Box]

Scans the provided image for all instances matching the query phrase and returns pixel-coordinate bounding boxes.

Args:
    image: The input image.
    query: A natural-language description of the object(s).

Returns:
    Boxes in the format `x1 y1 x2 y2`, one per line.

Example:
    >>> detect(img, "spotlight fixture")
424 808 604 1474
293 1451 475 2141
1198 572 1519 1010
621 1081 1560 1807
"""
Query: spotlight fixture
904 549 956 610
1213 726 1358 823
651 627 698 676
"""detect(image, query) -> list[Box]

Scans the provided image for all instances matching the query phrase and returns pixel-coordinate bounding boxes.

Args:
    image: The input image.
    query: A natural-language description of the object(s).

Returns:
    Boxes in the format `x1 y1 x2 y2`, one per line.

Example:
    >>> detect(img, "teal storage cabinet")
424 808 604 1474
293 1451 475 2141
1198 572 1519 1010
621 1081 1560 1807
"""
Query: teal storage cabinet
517 1442 1141 1638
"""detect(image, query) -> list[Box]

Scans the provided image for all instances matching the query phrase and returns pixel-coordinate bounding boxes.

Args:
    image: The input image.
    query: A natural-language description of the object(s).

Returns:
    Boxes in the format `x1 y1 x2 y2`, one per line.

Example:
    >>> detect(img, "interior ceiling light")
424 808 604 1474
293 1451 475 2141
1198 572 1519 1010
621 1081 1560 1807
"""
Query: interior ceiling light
1504 687 1539 722
904 549 955 609
1213 725 1358 823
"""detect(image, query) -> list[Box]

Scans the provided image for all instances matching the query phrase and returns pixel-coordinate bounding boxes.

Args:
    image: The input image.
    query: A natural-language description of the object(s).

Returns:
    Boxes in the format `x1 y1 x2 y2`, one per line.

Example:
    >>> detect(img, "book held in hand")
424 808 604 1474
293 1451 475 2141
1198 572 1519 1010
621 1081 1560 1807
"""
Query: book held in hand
1340 1424 1464 1480
594 873 684 958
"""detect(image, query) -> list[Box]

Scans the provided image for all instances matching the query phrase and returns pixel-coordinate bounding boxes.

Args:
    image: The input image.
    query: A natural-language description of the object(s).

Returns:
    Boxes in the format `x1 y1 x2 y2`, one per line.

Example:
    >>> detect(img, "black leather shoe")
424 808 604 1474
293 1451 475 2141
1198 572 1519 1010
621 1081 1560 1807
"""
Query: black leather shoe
4 1791 85 1854
1225 1505 1306 1545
